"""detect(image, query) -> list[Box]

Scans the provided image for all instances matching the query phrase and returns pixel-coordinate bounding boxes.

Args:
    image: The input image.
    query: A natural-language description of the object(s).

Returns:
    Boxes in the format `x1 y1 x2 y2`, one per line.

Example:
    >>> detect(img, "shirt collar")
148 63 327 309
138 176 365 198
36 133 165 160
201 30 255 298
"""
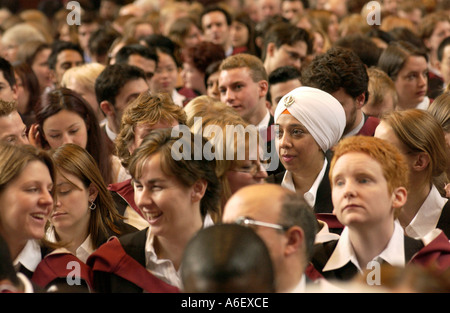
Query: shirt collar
76 235 95 263
256 109 271 131
343 111 364 138
144 214 215 288
323 221 405 273
105 122 117 141
171 89 186 107
13 240 42 273
416 96 430 110
405 184 448 239
281 158 327 208
288 274 306 293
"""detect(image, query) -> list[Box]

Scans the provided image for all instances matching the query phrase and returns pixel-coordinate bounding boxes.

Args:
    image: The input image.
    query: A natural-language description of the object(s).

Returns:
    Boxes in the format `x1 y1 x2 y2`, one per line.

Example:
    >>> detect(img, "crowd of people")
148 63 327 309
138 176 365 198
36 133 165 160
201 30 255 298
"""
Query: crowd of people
0 0 450 293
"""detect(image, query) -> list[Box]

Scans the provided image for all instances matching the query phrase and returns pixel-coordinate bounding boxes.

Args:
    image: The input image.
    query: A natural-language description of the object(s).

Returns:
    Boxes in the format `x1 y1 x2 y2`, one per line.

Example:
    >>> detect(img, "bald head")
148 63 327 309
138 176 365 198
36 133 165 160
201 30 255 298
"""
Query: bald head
222 183 318 292
223 183 289 224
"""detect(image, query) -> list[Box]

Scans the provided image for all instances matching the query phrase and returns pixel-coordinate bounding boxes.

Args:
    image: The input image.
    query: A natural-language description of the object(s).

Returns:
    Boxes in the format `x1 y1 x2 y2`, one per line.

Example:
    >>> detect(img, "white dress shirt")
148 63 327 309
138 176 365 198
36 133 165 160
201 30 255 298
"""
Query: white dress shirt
13 240 42 273
323 220 405 274
404 184 448 239
281 158 328 208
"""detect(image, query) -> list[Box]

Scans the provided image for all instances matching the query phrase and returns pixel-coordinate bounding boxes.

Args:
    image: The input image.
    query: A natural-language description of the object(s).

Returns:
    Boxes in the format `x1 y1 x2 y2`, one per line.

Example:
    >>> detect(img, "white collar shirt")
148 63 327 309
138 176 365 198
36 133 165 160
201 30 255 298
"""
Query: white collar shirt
323 221 405 273
76 235 95 264
171 89 186 107
13 240 42 273
281 158 327 208
343 111 364 138
144 214 215 289
404 184 448 239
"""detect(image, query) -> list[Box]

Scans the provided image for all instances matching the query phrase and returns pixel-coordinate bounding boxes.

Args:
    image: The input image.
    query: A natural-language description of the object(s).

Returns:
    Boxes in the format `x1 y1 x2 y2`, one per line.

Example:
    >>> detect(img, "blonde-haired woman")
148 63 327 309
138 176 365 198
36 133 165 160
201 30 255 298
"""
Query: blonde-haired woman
61 62 106 124
186 96 268 221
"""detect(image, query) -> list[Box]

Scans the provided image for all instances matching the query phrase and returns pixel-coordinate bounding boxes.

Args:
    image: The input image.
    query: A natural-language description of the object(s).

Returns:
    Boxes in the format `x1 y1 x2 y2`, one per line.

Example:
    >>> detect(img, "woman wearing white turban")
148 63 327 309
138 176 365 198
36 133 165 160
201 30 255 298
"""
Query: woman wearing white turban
267 86 346 228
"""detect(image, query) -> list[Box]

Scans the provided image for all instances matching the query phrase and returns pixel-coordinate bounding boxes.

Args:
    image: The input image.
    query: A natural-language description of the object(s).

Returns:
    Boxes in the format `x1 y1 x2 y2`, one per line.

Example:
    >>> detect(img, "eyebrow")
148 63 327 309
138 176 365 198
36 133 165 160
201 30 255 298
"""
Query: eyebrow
46 122 81 132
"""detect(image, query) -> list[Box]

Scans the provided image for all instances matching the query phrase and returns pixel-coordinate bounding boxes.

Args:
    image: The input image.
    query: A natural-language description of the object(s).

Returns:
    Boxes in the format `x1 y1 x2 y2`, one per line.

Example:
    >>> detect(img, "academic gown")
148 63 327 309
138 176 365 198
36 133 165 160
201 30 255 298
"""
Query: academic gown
310 229 450 281
86 228 180 293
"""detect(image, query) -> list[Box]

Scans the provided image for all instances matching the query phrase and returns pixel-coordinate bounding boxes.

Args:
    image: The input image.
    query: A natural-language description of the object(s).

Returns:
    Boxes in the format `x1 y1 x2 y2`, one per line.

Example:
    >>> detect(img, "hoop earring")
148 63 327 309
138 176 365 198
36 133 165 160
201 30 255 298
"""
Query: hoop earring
89 200 96 210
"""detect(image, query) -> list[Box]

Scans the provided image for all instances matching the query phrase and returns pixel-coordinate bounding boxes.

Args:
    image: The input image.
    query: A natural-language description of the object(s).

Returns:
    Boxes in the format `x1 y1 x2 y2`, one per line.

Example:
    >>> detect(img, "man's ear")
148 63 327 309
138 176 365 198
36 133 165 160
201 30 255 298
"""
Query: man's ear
267 42 276 57
284 226 304 257
258 80 269 98
355 93 366 109
100 100 115 117
191 179 207 203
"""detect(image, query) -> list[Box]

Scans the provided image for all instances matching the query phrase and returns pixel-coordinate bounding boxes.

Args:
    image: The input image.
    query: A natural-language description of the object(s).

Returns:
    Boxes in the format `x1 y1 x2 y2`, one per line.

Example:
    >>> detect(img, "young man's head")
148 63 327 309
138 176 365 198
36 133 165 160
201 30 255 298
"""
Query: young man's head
437 36 450 87
114 44 158 85
302 46 369 135
262 22 312 74
95 63 149 134
200 5 233 55
0 57 17 102
48 41 84 87
219 53 269 126
0 100 28 145
329 136 409 224
268 65 302 111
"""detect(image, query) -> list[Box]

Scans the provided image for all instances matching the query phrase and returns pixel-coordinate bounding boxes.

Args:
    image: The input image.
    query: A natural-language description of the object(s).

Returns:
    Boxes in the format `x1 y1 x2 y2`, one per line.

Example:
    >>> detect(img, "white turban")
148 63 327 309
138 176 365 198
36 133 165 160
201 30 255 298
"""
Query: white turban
274 86 346 152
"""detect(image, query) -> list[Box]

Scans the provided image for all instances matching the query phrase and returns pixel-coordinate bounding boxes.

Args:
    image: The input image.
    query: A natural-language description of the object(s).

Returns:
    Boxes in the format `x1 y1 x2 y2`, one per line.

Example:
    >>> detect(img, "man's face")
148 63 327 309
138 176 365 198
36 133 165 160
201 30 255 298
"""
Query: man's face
127 54 156 85
219 67 267 124
259 0 281 20
330 88 361 135
270 79 302 109
439 45 450 85
78 22 99 52
0 111 29 145
112 78 149 130
281 0 304 21
267 42 307 73
53 49 84 85
201 11 231 49
0 71 17 101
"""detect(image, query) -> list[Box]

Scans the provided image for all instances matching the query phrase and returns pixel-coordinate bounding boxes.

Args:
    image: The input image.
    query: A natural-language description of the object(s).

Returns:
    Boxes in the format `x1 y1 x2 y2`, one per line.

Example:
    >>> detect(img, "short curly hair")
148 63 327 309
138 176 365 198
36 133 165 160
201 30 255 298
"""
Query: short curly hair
301 46 368 100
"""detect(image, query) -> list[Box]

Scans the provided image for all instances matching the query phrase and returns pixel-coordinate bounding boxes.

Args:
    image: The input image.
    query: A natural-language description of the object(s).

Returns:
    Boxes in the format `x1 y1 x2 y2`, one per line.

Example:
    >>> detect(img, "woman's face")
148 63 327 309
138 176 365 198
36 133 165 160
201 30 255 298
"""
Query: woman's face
14 73 30 115
226 158 268 195
149 51 178 94
51 170 92 236
0 161 53 245
42 109 88 149
394 55 428 108
184 24 203 48
206 71 220 100
275 113 324 174
32 48 53 91
331 152 402 228
230 21 249 48
181 62 204 92
133 152 203 238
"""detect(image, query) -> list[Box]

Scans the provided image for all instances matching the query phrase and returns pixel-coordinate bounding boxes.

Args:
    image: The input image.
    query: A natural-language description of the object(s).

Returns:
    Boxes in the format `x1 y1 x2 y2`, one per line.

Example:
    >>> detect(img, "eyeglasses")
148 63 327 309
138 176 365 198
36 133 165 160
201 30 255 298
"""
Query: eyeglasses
234 216 290 231
230 162 266 176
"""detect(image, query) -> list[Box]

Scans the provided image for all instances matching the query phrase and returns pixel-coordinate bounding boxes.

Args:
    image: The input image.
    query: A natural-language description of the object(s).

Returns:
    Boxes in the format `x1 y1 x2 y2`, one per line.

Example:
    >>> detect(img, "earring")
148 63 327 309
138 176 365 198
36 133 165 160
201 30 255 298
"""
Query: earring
89 200 96 210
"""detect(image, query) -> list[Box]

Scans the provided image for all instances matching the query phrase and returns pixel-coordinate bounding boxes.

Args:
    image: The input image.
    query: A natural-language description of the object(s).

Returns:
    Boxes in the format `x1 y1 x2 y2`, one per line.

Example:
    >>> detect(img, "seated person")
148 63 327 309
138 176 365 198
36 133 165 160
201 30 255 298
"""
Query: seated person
87 128 221 292
311 136 450 283
181 224 275 293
